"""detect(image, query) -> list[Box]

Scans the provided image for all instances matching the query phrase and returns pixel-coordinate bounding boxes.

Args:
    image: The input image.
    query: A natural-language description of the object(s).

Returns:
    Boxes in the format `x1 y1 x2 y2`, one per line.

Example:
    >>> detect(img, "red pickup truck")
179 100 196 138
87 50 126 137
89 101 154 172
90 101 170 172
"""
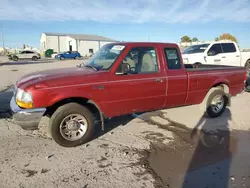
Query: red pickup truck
11 42 247 147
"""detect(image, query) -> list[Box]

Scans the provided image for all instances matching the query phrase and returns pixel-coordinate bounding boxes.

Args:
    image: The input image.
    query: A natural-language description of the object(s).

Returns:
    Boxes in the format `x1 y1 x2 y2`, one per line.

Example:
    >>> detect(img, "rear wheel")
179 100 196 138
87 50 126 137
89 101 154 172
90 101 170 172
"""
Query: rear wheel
49 103 95 147
193 62 202 68
245 80 250 92
32 56 38 61
205 89 228 118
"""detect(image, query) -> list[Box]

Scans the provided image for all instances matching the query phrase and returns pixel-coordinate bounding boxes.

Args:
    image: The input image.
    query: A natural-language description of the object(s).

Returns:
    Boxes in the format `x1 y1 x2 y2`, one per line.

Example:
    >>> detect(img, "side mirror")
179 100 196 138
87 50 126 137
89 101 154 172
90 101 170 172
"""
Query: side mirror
116 63 130 75
208 50 216 56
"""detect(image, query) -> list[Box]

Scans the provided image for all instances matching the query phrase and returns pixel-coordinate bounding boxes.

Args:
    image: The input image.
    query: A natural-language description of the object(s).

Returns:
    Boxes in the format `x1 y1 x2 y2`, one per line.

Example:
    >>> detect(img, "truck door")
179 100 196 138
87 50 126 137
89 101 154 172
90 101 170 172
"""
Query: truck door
108 46 166 116
220 43 241 66
163 47 188 107
19 51 27 59
206 43 224 65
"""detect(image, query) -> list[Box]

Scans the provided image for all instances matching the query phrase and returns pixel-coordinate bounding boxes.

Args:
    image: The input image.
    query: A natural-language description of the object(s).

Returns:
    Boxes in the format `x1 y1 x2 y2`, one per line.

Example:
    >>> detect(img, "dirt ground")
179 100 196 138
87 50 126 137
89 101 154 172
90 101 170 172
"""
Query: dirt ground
0 58 250 188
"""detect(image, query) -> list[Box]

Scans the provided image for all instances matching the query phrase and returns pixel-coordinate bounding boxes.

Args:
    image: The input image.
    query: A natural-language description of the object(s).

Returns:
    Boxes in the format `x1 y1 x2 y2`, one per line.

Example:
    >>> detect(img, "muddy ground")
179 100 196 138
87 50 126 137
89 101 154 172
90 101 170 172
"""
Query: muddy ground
0 59 250 188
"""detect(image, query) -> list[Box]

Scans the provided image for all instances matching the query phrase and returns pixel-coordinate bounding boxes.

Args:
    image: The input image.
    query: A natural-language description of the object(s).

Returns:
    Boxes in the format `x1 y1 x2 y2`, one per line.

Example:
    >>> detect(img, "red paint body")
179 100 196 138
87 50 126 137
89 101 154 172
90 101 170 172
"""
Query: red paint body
17 42 246 118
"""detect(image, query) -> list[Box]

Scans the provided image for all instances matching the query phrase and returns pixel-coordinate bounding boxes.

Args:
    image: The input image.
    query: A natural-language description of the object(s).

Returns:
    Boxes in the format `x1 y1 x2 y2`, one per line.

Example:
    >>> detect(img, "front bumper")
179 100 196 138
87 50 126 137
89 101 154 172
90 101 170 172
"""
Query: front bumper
10 97 46 130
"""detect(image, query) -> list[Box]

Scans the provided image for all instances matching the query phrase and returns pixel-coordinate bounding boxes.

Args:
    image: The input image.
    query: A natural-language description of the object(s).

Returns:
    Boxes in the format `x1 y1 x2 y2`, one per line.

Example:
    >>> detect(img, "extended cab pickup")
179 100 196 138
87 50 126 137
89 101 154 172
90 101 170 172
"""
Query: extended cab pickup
182 41 250 71
10 42 247 147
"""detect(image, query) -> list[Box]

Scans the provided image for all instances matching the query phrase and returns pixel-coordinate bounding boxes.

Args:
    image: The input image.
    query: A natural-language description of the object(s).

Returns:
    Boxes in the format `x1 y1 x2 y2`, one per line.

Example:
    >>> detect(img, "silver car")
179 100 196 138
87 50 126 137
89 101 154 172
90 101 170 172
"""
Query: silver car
13 50 41 61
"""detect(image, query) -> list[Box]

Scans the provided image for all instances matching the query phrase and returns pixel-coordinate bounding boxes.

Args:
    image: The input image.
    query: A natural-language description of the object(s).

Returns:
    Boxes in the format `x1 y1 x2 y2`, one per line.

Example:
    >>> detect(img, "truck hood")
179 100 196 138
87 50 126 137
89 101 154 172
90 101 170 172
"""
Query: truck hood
17 67 98 88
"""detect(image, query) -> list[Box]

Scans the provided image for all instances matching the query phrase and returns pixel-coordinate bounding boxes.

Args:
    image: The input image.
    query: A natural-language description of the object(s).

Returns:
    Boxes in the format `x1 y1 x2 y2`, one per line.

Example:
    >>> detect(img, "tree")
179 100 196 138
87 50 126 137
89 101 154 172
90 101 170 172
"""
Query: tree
216 33 238 43
181 35 191 43
192 37 199 42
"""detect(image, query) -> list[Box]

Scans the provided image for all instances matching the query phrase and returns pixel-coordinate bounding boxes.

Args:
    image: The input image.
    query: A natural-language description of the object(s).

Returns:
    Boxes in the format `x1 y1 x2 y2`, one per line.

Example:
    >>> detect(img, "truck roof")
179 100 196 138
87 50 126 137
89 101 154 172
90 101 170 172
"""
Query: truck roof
110 42 179 47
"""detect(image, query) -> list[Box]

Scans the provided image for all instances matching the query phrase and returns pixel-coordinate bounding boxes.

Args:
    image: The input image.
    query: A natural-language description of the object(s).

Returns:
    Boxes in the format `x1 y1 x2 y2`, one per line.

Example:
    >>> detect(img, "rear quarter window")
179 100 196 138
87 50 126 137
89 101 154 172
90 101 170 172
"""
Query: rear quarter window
164 48 182 70
221 43 237 53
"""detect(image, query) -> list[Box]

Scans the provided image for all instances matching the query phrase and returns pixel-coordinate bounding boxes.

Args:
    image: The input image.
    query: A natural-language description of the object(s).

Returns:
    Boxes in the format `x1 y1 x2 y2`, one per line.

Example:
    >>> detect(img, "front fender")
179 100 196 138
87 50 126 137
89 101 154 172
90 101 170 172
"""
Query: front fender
33 88 96 108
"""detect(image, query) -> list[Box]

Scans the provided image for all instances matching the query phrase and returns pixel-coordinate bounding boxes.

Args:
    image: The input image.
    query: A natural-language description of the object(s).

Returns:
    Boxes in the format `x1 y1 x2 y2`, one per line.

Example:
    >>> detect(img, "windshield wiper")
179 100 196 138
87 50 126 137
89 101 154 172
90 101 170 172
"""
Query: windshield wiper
84 65 98 71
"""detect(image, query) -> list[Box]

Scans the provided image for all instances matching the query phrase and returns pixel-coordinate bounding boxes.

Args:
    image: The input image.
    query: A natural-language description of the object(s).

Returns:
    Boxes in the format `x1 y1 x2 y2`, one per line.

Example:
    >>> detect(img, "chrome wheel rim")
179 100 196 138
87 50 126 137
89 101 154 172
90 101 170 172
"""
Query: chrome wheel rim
211 95 224 113
59 114 88 141
246 62 250 72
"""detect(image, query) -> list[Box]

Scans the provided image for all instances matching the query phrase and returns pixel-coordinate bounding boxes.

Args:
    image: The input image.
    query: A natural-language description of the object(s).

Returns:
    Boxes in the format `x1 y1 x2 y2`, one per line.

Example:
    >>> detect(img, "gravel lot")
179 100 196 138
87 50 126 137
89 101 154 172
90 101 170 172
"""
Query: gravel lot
0 58 250 188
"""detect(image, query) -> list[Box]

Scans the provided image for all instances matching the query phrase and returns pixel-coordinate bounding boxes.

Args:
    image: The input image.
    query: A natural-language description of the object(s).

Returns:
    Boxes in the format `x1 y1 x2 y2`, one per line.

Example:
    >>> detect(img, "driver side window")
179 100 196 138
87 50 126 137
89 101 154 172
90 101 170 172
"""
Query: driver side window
117 47 158 74
207 44 223 56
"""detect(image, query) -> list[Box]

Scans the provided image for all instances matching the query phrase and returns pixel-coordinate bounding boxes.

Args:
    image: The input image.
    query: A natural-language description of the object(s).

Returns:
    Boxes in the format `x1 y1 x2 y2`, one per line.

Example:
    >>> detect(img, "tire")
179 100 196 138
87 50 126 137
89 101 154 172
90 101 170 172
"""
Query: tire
60 56 65 60
245 80 250 92
13 56 18 61
32 56 38 61
245 59 250 72
205 89 228 118
49 103 95 147
193 62 201 68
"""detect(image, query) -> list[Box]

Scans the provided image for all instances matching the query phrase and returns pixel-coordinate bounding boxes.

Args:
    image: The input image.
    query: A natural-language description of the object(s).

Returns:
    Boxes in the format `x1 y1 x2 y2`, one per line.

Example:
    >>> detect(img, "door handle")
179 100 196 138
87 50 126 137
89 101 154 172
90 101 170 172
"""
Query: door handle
222 56 226 58
155 78 163 83
236 55 240 57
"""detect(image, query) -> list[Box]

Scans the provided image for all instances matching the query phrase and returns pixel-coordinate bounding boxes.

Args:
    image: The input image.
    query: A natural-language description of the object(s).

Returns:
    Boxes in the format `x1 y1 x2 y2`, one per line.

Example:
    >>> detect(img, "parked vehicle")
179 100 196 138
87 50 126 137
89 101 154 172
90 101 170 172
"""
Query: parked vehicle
11 42 247 147
182 41 250 71
51 52 58 59
11 50 41 61
55 51 81 60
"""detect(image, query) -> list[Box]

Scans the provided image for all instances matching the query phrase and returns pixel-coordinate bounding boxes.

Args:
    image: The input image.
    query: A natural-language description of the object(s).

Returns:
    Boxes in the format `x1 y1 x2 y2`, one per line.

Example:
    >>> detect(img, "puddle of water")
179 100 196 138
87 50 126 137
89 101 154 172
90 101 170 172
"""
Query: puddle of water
147 127 250 188
133 108 250 188
0 85 14 93
5 85 15 92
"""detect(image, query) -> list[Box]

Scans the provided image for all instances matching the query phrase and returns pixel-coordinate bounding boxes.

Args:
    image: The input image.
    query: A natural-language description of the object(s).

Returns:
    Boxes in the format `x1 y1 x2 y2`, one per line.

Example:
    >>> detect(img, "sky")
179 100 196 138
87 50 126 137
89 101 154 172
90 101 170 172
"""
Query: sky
0 0 250 48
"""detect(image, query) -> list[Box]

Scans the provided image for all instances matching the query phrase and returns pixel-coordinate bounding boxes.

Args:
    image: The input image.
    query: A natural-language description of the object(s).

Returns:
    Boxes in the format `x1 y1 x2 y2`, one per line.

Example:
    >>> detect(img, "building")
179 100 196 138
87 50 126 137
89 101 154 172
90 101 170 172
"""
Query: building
40 32 118 56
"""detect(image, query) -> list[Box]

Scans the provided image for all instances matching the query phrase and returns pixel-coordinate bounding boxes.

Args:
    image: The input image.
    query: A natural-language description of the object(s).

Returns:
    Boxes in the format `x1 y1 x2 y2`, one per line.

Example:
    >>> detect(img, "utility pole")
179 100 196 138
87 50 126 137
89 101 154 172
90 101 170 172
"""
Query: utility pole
0 26 4 49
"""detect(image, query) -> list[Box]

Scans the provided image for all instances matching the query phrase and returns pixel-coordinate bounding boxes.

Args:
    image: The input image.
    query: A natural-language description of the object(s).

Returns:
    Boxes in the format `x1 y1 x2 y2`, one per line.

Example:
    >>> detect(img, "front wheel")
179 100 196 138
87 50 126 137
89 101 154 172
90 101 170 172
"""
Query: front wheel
245 59 250 72
205 89 228 118
49 103 95 147
13 56 18 61
60 56 65 60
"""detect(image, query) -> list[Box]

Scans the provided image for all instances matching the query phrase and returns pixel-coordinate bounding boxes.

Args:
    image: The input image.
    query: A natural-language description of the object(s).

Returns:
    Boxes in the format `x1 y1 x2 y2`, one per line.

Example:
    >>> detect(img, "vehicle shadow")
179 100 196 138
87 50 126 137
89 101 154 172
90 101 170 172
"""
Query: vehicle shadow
92 115 135 140
181 108 233 188
0 91 13 119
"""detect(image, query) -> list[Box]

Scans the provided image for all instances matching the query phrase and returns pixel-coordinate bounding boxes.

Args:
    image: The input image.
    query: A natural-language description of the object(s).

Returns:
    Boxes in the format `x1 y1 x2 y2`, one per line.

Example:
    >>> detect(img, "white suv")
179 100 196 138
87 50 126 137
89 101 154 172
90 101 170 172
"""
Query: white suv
13 50 41 61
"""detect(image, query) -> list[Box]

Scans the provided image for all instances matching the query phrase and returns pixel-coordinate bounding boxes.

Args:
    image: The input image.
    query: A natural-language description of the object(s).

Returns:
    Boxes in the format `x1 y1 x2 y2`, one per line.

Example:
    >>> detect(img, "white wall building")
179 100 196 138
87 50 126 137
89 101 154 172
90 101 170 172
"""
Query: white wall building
40 32 118 56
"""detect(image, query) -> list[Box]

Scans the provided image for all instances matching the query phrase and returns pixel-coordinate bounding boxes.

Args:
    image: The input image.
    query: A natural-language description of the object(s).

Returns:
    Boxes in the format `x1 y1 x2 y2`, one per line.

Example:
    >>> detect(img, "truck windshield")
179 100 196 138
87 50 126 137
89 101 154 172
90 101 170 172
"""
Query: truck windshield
182 44 210 54
81 44 126 71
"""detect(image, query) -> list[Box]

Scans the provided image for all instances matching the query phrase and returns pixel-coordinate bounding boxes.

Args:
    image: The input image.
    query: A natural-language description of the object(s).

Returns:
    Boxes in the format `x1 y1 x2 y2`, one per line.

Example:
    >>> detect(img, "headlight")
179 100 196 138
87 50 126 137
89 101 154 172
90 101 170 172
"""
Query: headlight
16 89 33 108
